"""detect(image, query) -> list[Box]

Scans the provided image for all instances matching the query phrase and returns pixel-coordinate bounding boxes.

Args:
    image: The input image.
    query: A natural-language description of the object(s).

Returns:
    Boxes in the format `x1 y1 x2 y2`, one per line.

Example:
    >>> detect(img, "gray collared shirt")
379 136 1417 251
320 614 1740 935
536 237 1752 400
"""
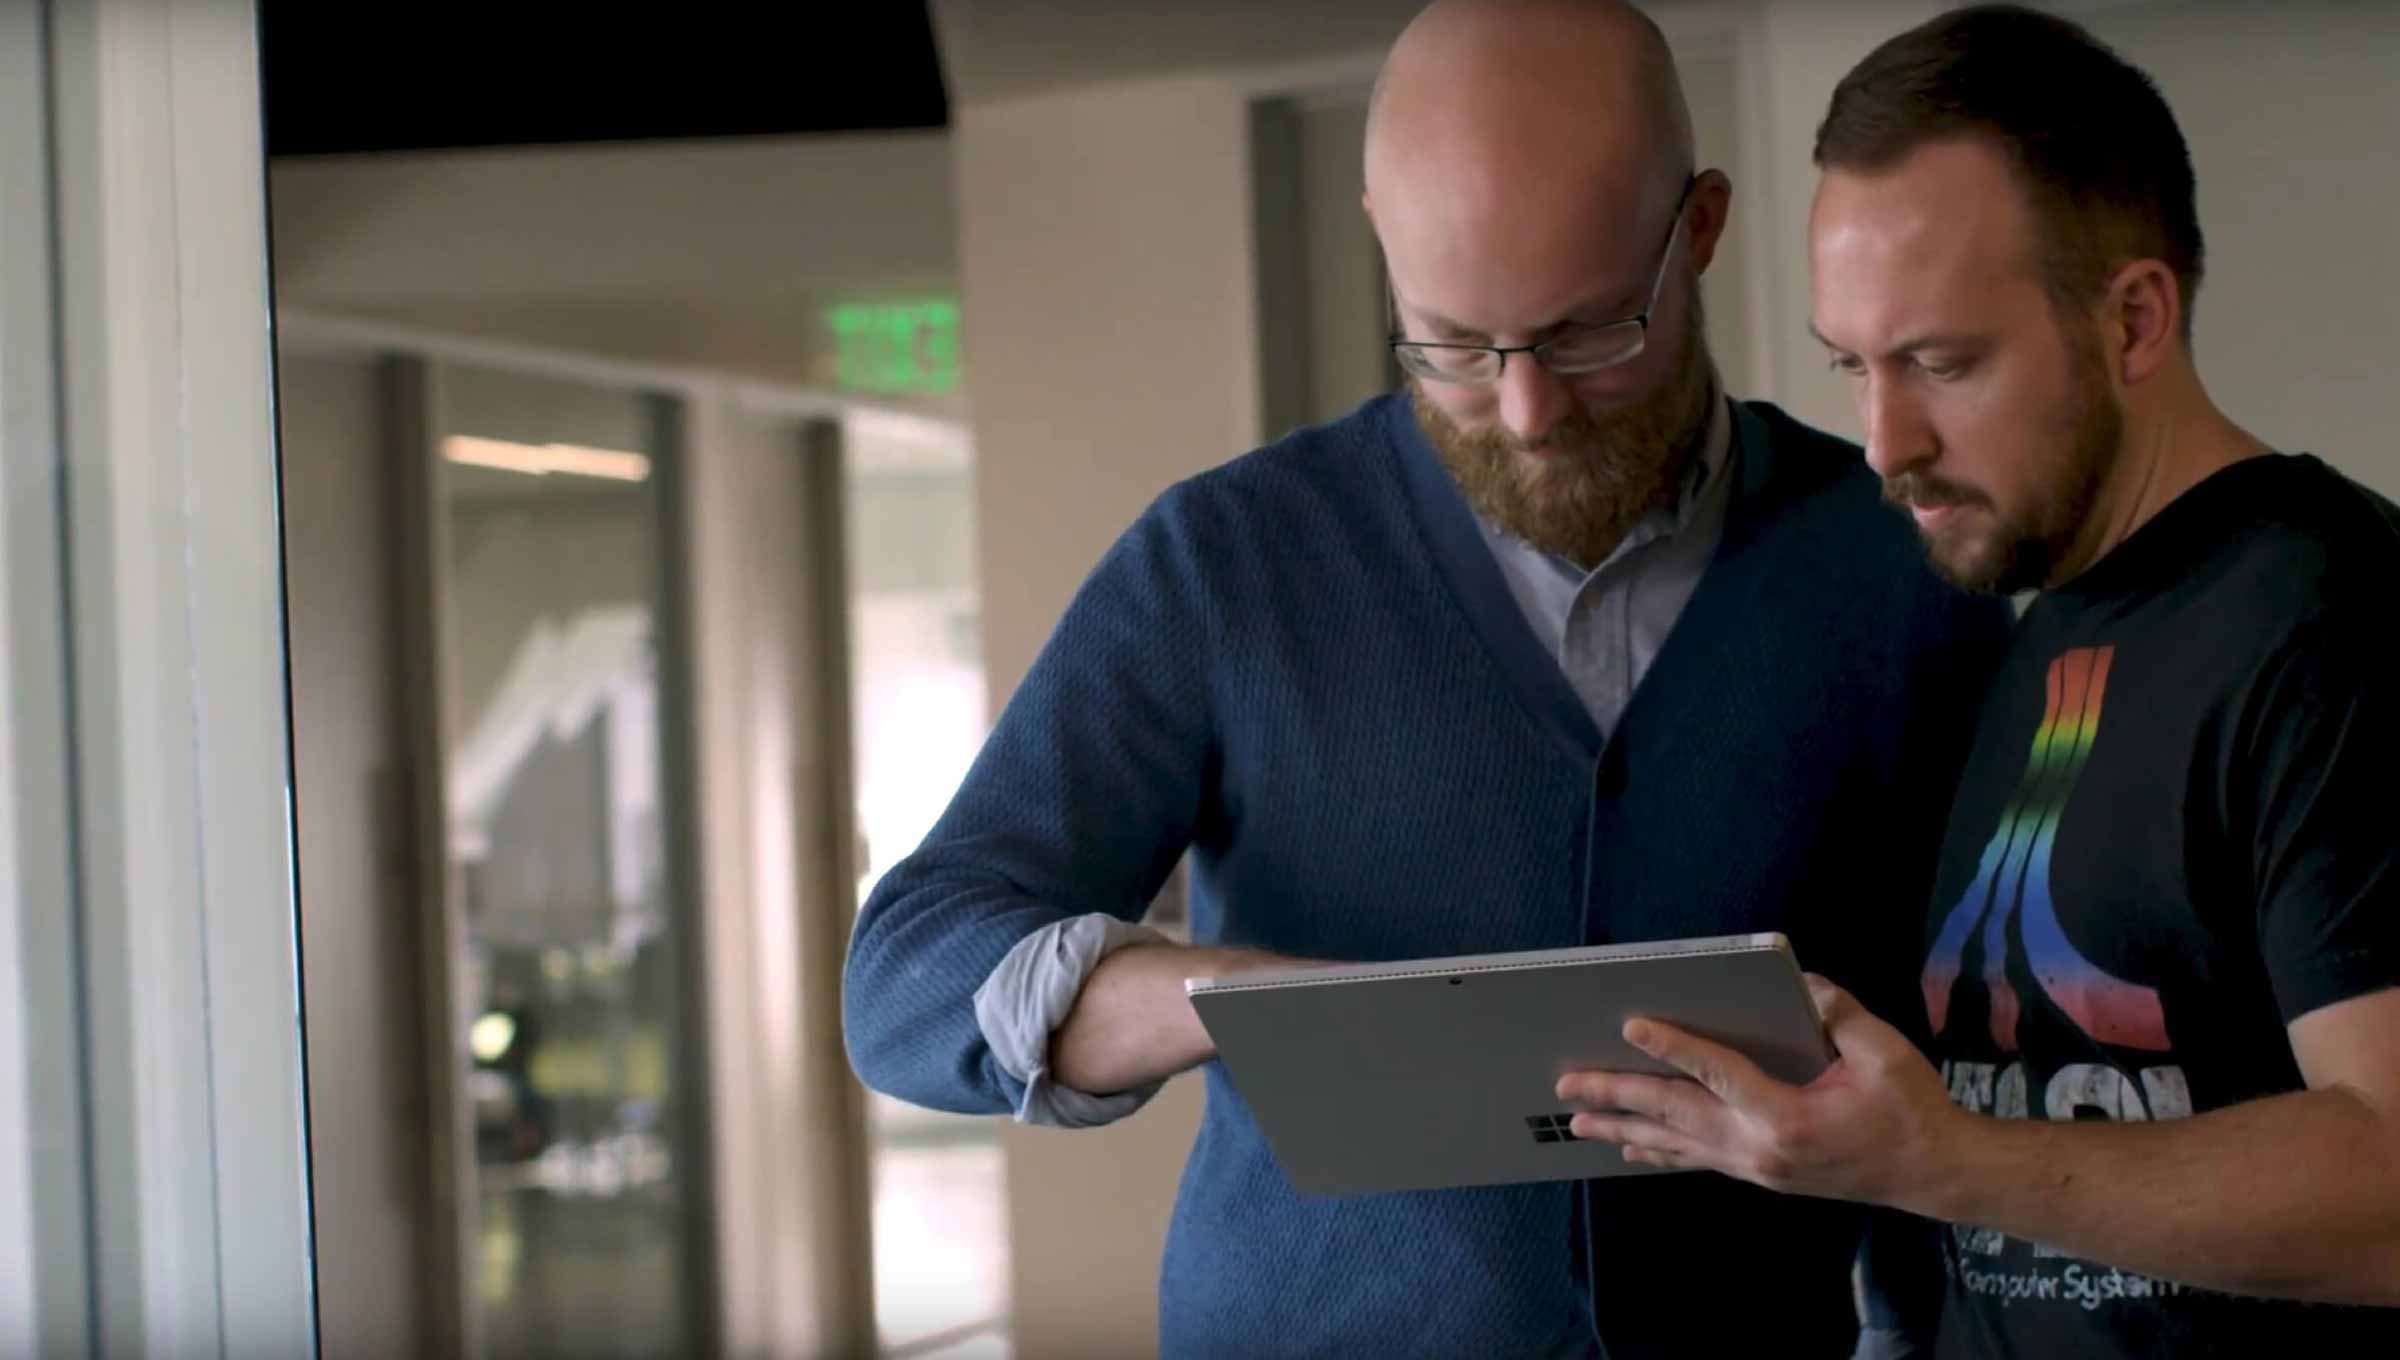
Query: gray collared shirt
973 395 1739 1127
1476 391 1736 737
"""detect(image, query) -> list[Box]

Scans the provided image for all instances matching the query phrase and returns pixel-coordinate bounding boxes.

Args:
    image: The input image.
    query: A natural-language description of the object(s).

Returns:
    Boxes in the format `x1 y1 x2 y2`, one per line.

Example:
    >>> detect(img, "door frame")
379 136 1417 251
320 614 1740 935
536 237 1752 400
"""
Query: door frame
279 310 900 1357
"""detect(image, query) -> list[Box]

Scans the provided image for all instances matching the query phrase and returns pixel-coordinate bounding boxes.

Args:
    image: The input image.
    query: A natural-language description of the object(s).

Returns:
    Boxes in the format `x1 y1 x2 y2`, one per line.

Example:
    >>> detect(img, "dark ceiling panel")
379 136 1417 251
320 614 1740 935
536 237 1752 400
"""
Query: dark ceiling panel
262 4 949 158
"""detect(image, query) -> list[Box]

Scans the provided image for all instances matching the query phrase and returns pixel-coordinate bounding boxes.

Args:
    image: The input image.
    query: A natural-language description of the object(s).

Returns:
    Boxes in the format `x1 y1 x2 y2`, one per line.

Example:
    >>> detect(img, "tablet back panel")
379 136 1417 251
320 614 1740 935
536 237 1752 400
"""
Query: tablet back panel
1186 933 1833 1196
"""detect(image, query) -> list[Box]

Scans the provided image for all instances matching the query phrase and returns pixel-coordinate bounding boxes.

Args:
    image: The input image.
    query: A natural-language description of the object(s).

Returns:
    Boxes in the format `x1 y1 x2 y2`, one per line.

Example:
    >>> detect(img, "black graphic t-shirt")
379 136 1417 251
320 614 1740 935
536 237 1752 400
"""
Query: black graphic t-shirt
1922 454 2400 1358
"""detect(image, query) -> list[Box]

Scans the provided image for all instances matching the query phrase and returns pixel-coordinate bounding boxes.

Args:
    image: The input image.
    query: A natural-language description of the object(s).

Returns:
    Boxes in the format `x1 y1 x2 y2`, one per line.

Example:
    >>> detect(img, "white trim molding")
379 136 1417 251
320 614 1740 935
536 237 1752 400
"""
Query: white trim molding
0 1 91 1353
40 0 317 1353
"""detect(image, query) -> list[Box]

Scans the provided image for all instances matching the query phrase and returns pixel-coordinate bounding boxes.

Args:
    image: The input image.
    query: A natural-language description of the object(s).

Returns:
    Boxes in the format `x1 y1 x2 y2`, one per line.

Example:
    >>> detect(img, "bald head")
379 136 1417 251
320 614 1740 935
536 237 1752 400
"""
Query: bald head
1367 0 1693 219
1367 0 1731 564
1366 0 1701 345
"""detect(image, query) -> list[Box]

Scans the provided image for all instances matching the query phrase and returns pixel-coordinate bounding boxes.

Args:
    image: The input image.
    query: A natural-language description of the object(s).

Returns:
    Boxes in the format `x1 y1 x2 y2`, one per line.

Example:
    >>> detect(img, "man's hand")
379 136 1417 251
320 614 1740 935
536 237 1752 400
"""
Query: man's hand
1561 979 2400 1306
1050 942 1298 1095
1554 974 1964 1211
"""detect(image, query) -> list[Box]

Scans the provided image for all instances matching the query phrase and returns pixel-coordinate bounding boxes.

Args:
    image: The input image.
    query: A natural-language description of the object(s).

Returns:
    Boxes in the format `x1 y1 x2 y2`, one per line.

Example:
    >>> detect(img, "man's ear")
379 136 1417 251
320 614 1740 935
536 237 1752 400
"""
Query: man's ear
1685 168 1734 277
2105 258 2182 387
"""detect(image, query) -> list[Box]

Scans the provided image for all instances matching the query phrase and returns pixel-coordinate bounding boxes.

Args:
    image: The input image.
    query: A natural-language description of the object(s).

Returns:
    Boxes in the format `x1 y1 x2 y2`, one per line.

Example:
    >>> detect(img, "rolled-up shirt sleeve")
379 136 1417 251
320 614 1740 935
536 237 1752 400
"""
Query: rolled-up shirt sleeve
972 912 1172 1128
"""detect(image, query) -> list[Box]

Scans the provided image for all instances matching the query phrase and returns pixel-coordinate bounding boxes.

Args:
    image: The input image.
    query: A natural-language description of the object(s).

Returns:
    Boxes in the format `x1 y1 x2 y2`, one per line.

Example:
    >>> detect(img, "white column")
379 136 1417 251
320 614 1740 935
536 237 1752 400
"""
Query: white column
0 4 88 1350
40 0 317 1353
951 71 1265 1360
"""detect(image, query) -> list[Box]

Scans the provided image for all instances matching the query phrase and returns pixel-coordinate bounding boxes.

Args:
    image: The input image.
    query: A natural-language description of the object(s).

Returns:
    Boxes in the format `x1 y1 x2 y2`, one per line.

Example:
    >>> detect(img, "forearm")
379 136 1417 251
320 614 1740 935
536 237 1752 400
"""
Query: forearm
1049 942 1296 1095
1916 1086 2400 1304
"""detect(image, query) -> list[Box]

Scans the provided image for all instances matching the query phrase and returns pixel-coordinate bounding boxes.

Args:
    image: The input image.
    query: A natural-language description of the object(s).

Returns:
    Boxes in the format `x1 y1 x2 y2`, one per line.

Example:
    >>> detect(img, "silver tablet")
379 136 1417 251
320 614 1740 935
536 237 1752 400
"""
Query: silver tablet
1185 932 1834 1197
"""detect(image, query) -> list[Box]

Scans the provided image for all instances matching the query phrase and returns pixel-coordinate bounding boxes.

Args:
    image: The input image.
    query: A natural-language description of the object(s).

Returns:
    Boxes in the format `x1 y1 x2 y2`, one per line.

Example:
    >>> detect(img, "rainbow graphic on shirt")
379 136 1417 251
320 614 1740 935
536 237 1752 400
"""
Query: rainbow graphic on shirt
1922 645 2170 1053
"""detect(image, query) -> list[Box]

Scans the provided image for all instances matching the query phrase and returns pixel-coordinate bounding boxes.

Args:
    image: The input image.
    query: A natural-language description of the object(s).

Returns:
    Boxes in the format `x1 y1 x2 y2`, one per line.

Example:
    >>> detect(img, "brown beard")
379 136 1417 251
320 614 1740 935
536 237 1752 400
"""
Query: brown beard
1883 320 2122 595
1411 289 1717 568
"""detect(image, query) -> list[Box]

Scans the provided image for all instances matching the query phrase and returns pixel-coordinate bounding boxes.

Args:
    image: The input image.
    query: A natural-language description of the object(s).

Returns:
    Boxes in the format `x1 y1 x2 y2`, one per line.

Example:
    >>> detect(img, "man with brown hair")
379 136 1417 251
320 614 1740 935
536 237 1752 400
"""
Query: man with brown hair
1560 6 2400 1356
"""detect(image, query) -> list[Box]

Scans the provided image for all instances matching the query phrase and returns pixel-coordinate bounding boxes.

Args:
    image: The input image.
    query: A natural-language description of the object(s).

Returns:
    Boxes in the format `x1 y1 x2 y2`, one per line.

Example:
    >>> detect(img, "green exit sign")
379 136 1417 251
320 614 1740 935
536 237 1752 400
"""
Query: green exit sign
827 299 960 395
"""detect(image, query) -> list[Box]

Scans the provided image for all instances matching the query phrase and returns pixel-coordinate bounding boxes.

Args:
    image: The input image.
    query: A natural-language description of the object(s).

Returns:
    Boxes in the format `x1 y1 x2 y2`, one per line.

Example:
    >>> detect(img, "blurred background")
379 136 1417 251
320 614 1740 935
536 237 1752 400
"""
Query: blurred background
258 2 2399 1357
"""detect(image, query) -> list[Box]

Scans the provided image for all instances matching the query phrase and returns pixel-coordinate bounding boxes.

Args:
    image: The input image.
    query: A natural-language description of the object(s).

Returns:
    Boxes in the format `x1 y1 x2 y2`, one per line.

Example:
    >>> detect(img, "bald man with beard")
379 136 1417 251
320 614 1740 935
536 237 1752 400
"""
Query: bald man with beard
846 3 2010 1354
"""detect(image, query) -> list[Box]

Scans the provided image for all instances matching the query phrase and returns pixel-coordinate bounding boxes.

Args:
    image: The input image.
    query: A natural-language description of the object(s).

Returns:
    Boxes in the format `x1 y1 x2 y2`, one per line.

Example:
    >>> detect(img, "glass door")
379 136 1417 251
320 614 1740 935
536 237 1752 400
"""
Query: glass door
428 361 710 1359
843 411 1012 1358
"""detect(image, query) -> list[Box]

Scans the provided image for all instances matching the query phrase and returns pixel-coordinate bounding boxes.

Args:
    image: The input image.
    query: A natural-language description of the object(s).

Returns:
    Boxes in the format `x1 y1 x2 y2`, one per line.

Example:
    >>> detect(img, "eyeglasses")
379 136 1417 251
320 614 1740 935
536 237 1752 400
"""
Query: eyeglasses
1389 176 1696 385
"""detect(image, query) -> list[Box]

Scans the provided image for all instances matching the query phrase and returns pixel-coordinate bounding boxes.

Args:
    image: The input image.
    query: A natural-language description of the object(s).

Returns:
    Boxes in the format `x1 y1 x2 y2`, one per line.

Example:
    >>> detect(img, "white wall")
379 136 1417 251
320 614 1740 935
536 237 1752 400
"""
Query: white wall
1722 0 2400 484
2077 0 2400 500
933 0 1416 104
851 473 979 597
950 71 1263 1358
280 351 433 1359
956 76 1265 699
1680 38 1757 403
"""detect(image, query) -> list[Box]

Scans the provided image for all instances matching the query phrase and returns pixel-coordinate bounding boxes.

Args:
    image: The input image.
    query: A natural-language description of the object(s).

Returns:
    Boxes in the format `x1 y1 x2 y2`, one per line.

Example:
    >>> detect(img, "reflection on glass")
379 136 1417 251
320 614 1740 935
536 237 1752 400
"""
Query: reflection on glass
438 364 698 1359
847 413 1013 1357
